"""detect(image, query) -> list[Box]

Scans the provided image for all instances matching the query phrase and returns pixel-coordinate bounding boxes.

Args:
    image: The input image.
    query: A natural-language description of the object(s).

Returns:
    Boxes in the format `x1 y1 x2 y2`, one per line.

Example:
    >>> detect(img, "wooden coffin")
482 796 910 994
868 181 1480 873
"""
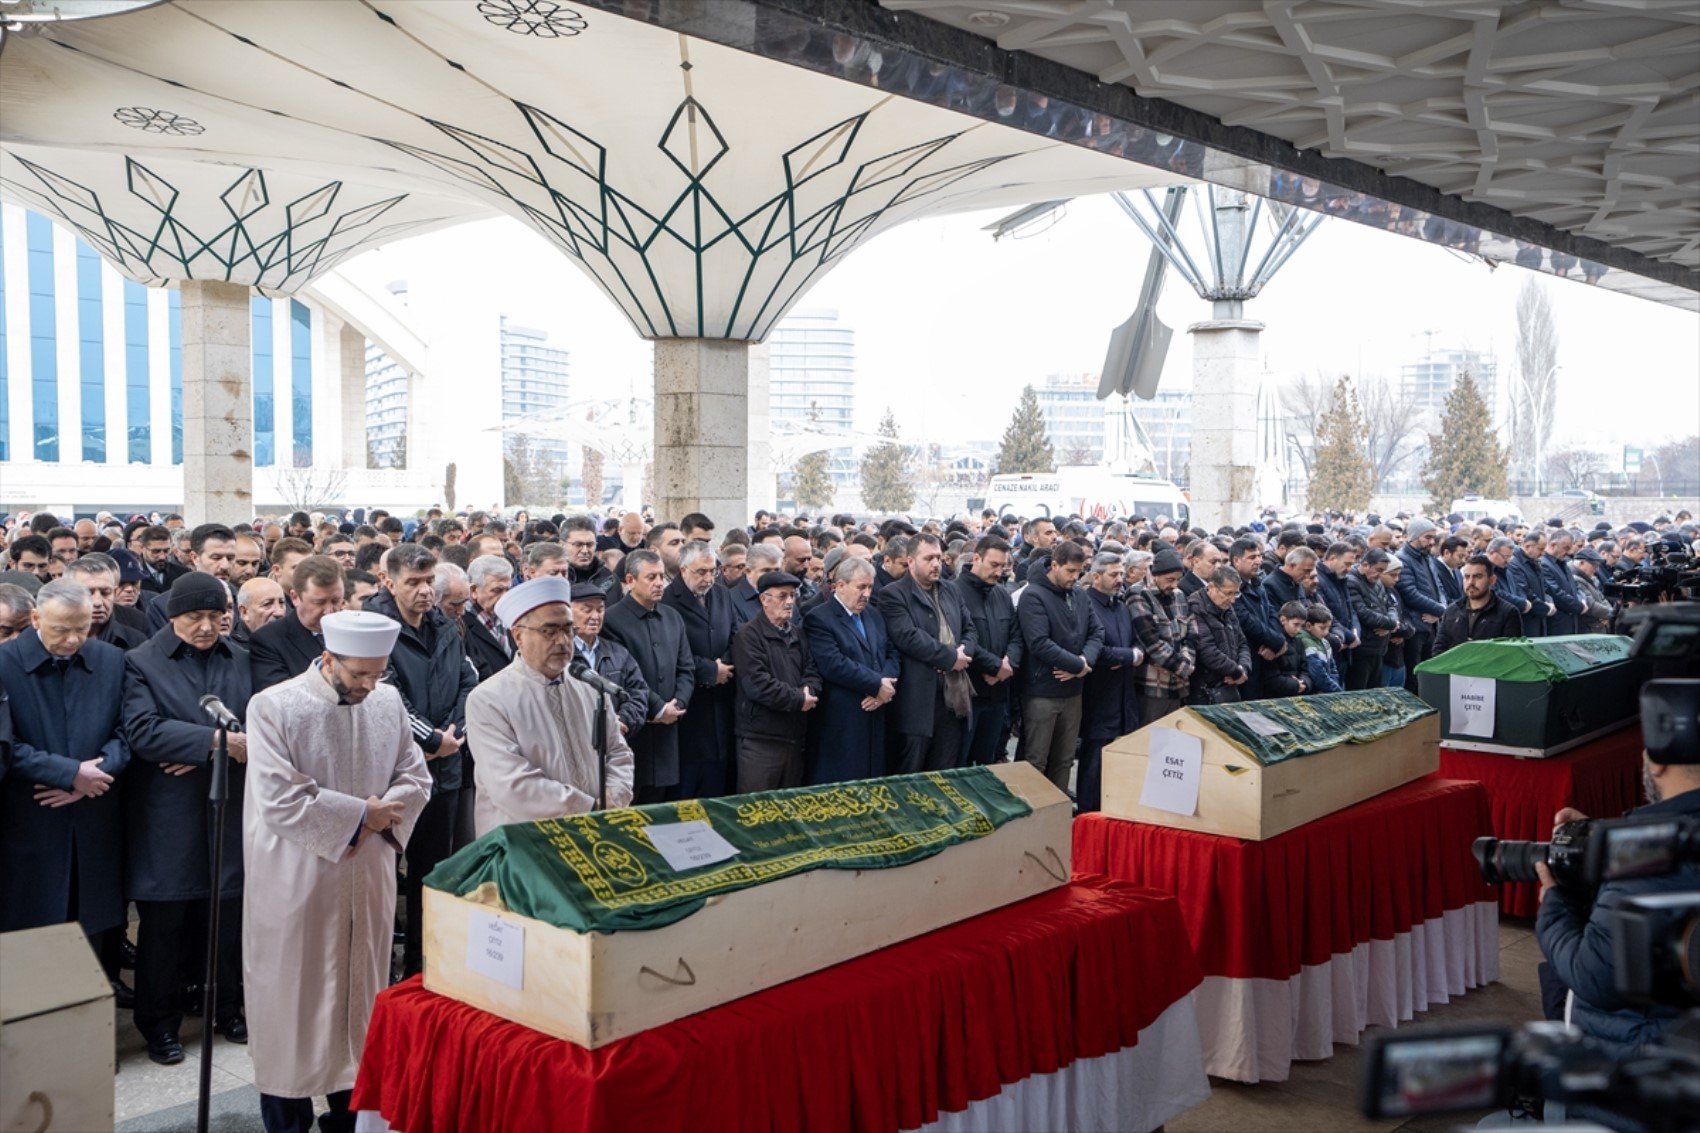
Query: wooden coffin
423 761 1072 1047
1101 706 1439 841
1 925 115 1133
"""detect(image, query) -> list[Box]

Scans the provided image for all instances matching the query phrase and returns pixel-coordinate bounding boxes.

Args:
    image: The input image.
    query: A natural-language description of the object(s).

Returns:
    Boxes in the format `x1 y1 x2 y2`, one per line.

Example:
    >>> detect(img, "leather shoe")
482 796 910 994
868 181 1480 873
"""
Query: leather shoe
121 937 137 970
111 979 135 1011
146 1034 185 1066
215 1013 248 1044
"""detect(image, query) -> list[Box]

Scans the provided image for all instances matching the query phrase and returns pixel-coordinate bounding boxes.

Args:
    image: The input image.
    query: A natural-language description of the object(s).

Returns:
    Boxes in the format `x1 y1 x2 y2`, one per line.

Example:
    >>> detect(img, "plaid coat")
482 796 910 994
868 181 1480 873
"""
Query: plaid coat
1129 585 1196 698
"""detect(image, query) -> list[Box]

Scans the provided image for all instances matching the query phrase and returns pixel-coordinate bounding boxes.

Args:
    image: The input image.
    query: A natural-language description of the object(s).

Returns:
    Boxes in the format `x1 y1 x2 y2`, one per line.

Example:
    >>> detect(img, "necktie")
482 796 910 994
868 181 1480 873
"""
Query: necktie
850 612 867 640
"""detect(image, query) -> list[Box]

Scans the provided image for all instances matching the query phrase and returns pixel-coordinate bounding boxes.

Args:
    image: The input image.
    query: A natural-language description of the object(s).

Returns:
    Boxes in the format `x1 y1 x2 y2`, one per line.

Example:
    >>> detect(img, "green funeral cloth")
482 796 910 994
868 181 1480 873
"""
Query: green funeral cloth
1413 634 1633 682
1190 687 1436 765
425 767 1032 934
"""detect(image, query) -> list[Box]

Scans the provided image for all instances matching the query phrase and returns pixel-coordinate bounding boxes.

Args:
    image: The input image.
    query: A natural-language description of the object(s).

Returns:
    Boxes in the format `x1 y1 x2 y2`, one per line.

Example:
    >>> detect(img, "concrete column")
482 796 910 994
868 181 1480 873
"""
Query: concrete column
746 341 776 514
1187 314 1263 532
338 322 367 468
179 280 253 525
653 338 750 532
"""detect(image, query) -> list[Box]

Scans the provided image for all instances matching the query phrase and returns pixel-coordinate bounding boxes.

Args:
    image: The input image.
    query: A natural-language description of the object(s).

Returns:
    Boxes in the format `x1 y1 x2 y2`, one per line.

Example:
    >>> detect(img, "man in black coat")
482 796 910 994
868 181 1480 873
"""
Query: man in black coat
661 542 738 799
1230 538 1287 699
569 584 650 737
1015 541 1103 793
68 554 149 651
366 545 475 978
802 558 899 785
1187 567 1253 703
145 523 239 632
562 515 620 599
727 542 782 627
954 537 1022 766
876 533 976 775
1540 531 1587 637
731 572 822 790
0 579 130 1001
1510 530 1555 637
121 572 254 1064
1433 555 1526 655
602 549 695 804
248 556 347 691
1078 553 1142 812
462 553 515 683
1345 550 1399 689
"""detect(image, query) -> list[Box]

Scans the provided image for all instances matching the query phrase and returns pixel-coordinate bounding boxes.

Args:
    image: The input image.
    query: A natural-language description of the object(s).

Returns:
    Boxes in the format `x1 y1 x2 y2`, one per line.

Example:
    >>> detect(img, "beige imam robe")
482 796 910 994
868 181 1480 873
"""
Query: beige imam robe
467 656 635 837
242 667 431 1098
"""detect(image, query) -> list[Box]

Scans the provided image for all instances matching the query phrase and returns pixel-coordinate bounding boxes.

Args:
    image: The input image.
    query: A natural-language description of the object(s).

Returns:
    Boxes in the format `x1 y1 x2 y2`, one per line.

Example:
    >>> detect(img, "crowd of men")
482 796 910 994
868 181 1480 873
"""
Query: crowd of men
0 499 1695 1130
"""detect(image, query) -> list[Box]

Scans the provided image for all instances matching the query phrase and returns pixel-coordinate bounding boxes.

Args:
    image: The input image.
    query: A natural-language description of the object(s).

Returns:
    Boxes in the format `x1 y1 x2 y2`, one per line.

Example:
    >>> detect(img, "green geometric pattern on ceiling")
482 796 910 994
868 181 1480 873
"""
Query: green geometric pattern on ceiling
0 153 442 293
381 93 1021 341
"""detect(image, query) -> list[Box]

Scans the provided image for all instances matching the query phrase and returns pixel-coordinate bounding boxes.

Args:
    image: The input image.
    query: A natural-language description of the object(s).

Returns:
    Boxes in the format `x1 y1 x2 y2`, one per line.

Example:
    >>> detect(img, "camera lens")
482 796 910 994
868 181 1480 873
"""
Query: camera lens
1474 837 1549 886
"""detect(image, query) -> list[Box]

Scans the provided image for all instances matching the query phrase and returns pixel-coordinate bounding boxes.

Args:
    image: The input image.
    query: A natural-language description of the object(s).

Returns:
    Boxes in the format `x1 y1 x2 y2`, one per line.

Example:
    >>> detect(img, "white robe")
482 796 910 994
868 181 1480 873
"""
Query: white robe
241 666 430 1098
467 656 635 837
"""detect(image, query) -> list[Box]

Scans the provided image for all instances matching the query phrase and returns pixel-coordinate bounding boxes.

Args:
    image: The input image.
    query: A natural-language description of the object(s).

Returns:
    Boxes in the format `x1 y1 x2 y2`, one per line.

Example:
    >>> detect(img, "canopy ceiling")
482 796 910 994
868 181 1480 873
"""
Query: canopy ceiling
0 0 1176 336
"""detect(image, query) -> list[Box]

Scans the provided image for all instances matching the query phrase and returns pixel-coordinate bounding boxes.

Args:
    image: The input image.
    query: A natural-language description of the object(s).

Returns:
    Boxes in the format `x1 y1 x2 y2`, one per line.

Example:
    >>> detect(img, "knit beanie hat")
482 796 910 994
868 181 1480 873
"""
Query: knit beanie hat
167 572 228 618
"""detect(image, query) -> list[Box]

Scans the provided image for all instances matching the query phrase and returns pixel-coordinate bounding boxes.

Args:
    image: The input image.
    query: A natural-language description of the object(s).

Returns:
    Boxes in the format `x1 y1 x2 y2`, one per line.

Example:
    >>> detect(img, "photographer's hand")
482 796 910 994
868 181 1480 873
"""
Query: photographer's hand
1552 807 1589 831
1534 861 1557 904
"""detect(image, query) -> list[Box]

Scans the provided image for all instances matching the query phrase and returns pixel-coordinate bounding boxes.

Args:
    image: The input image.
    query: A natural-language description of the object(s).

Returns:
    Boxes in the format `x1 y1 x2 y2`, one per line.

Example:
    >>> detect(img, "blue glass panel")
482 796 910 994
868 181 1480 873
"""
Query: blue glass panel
124 280 150 462
76 243 105 463
251 296 273 468
25 213 57 461
168 290 182 465
289 299 312 466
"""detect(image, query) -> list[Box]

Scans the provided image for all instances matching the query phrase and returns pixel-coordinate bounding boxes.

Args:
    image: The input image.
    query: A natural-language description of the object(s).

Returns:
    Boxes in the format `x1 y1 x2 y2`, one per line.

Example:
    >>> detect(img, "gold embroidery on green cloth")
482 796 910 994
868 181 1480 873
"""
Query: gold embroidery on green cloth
1190 687 1436 765
425 766 1031 934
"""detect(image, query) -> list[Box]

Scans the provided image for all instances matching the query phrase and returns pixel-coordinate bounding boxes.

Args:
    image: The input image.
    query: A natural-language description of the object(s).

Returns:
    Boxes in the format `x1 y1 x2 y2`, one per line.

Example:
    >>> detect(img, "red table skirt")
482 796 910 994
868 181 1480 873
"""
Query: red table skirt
1073 776 1496 982
352 876 1202 1133
1438 724 1645 916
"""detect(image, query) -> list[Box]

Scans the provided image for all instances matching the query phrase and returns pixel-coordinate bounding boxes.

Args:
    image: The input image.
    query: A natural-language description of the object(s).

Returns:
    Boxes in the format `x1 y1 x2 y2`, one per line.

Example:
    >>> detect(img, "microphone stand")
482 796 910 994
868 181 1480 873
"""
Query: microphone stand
596 690 609 811
197 719 232 1133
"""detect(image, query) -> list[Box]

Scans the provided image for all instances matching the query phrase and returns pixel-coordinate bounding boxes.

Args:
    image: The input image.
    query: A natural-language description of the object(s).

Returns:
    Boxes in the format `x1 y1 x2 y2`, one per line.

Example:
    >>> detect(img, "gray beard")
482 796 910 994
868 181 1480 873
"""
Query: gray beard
1643 765 1662 805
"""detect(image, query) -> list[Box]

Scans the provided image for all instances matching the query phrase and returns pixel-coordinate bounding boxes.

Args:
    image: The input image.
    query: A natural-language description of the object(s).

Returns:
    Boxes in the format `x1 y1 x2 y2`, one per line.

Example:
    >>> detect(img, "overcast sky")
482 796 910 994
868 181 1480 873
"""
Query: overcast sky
345 193 1700 458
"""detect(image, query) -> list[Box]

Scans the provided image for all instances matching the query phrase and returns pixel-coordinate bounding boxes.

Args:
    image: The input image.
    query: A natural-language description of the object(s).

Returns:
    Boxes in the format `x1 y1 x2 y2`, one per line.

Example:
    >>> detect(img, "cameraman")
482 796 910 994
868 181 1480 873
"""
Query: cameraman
1535 680 1700 1059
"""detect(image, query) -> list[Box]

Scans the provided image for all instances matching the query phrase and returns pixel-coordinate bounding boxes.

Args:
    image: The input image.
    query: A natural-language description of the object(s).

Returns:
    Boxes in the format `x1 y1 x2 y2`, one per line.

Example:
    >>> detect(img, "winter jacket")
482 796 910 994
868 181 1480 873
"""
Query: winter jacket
365 588 477 791
1540 553 1587 637
1346 568 1399 658
1016 573 1104 700
1297 631 1343 693
1432 595 1526 655
1186 589 1251 690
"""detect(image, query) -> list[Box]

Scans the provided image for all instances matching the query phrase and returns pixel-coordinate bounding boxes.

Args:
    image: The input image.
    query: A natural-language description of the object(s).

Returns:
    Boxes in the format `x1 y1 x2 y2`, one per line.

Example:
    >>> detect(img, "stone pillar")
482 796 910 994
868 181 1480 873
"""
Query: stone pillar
1187 310 1263 532
339 322 368 469
653 338 750 533
179 280 253 525
746 342 776 514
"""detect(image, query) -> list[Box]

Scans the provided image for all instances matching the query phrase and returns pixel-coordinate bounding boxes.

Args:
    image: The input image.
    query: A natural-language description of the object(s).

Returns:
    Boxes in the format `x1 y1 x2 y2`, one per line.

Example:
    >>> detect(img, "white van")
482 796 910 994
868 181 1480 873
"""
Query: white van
1449 496 1522 525
985 468 1190 527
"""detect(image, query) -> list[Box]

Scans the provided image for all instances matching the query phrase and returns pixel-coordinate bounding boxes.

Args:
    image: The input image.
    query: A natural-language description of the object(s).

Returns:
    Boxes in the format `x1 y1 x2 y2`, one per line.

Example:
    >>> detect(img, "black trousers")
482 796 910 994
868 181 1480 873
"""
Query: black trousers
1346 650 1384 691
260 1089 352 1133
133 896 241 1041
1402 629 1432 693
962 698 1010 766
403 787 458 978
890 695 966 776
1075 738 1107 813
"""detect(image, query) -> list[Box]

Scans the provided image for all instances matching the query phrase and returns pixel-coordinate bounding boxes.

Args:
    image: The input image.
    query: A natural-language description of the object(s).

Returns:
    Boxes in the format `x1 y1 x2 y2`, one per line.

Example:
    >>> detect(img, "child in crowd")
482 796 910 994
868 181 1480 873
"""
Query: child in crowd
1300 604 1344 694
1270 601 1313 697
1380 558 1410 689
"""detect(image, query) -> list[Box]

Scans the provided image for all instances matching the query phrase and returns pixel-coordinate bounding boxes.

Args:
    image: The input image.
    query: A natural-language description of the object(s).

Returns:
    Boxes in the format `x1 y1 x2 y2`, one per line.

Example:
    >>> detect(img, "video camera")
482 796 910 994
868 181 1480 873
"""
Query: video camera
1604 543 1700 605
1361 1016 1700 1130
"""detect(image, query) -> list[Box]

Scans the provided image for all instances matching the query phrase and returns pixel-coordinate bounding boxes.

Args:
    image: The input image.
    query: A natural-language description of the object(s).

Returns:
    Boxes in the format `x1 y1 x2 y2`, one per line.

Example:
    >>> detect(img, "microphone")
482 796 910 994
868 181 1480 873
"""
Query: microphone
567 655 626 701
199 694 242 732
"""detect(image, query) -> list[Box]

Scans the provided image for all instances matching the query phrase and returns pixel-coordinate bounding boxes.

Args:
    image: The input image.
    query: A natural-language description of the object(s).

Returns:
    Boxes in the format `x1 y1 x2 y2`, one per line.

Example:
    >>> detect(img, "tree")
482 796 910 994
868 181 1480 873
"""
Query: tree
1510 277 1559 483
1360 376 1426 491
790 403 835 510
859 409 915 513
1545 446 1607 490
271 466 349 512
1278 371 1333 480
1421 370 1510 511
995 385 1055 474
503 433 562 508
581 445 604 507
1308 376 1375 513
1651 435 1700 493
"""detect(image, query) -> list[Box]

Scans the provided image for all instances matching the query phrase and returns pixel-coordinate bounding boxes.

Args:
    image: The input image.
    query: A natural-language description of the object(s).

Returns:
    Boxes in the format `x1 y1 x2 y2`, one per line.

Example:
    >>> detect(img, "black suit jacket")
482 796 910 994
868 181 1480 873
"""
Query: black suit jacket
248 609 324 691
602 596 696 790
662 576 737 767
460 608 512 684
875 574 976 738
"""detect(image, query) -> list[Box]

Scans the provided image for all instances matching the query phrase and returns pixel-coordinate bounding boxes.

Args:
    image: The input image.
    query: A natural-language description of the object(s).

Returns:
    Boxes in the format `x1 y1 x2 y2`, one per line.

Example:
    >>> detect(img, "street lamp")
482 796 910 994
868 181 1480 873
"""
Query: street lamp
1509 363 1560 496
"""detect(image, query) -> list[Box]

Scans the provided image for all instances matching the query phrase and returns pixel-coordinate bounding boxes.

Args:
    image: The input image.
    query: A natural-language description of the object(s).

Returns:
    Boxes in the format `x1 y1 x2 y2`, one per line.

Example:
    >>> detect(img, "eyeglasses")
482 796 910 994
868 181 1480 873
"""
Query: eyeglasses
515 621 573 639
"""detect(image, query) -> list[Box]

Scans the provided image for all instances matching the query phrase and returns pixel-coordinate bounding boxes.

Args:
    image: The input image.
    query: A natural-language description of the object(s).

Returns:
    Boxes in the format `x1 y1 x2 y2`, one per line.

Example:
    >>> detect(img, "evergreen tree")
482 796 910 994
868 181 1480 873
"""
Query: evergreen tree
995 385 1055 474
1308 376 1375 513
790 402 835 510
859 409 914 513
1422 370 1510 511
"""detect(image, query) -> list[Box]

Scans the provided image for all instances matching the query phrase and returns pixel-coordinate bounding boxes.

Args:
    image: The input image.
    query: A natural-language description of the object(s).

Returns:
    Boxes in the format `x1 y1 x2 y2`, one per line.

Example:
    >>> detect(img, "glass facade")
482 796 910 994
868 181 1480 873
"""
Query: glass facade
499 319 571 467
124 281 150 462
76 243 106 462
26 212 58 461
769 308 857 489
3 206 334 479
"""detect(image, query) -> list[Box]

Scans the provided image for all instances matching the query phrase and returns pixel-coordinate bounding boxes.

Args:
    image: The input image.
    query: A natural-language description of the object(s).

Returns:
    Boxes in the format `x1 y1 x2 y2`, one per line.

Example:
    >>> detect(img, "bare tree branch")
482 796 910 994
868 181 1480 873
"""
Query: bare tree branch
270 466 349 512
1360 376 1426 491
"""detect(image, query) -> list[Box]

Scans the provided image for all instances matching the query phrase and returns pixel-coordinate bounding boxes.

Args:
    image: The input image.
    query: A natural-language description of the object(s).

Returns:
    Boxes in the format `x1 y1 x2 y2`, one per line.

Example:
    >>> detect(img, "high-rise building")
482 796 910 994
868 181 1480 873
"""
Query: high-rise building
1034 373 1105 463
1131 390 1192 484
365 342 409 469
769 307 856 488
1400 347 1499 422
499 318 571 467
0 203 384 511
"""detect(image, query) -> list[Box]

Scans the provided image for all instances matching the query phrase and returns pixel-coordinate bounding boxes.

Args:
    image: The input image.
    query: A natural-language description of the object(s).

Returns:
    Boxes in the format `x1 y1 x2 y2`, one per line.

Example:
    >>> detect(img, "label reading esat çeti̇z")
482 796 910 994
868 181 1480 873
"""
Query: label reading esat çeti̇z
1140 727 1203 816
